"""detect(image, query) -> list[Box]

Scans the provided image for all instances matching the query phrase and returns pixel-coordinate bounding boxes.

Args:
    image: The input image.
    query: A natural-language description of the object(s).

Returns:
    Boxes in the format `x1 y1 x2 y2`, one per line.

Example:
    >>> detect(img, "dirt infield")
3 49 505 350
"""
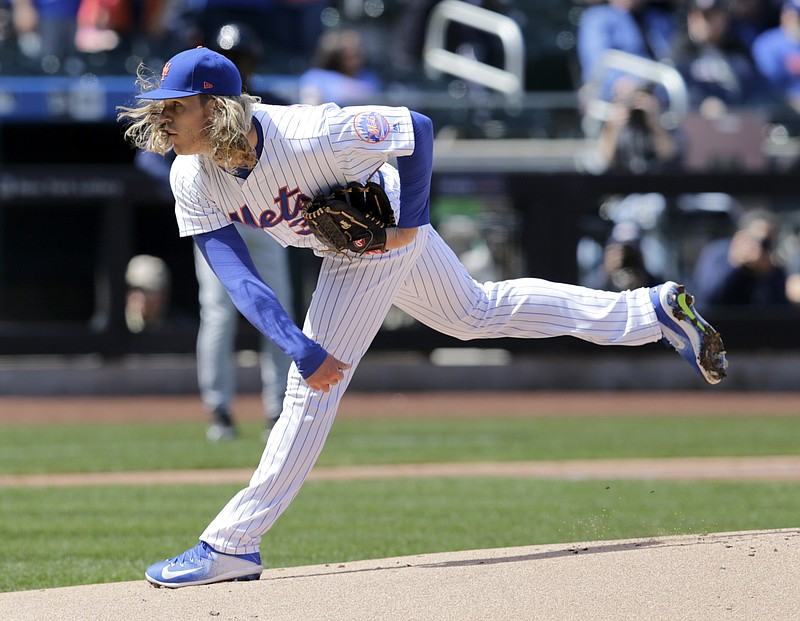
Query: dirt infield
3 455 800 489
3 529 799 620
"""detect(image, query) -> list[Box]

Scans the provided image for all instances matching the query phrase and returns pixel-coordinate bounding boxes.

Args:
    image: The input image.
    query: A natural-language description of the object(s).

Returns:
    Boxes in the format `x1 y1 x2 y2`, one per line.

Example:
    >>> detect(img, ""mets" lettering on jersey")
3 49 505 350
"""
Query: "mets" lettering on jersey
228 186 312 235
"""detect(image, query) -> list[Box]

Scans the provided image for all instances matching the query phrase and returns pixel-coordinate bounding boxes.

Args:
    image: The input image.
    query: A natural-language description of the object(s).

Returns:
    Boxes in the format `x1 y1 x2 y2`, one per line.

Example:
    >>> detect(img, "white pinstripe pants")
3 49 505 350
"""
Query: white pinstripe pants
201 225 663 554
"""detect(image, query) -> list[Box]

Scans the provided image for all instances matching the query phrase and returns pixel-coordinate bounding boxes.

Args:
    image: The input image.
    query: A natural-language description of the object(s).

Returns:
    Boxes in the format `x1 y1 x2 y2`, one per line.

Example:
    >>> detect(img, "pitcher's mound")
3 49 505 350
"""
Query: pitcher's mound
3 529 798 621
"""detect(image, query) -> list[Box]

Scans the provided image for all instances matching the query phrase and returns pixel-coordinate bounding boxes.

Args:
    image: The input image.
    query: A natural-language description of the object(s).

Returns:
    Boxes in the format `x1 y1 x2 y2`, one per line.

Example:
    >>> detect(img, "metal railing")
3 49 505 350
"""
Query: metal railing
580 49 689 137
422 0 525 98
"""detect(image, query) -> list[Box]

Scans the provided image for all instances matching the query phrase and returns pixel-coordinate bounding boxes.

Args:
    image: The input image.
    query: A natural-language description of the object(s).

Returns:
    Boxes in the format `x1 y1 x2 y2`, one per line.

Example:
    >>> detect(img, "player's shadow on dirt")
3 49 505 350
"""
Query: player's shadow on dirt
268 540 663 582
418 539 662 569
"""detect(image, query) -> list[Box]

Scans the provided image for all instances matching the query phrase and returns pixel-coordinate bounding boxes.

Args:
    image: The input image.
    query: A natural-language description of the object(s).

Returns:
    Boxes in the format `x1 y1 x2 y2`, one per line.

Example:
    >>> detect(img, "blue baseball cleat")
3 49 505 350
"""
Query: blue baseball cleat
145 541 263 588
650 281 728 384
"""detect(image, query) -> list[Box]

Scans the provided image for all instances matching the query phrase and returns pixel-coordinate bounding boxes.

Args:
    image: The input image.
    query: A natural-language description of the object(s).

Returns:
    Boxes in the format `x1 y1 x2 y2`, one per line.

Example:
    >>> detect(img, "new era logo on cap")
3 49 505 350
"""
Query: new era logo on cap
137 47 242 100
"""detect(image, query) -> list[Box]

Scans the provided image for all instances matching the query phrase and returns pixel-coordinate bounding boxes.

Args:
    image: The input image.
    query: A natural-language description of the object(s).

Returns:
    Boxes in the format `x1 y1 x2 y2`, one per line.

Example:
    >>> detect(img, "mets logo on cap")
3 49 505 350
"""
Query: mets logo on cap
354 111 391 143
161 61 171 80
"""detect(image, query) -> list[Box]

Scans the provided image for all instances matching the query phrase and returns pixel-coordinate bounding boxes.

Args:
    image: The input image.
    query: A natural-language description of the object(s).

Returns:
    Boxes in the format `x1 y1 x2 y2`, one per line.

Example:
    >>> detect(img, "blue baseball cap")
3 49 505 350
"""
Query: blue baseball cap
136 47 242 100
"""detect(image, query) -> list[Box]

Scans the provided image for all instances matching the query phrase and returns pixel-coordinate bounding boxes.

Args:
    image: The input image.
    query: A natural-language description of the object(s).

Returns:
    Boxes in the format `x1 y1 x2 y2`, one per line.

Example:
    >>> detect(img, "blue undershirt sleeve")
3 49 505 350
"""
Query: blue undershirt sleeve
396 111 433 228
193 225 327 378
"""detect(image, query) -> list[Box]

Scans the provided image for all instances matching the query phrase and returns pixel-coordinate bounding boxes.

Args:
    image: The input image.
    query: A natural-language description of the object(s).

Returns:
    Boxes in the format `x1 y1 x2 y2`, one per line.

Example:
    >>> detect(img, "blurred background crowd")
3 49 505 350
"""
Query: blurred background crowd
1 0 800 380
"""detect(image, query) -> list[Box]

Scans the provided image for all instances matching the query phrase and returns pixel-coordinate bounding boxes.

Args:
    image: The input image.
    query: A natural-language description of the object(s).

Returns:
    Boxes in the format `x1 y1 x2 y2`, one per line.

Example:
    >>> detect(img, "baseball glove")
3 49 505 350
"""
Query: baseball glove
302 181 396 256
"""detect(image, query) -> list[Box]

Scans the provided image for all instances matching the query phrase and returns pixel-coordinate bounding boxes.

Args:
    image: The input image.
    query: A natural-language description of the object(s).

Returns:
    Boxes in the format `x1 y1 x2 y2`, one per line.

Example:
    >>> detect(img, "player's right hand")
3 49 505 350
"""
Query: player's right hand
305 354 352 393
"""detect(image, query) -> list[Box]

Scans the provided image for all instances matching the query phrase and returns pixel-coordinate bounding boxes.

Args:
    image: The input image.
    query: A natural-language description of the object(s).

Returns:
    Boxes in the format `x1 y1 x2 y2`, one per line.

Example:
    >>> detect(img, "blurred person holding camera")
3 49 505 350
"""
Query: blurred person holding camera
583 222 663 292
785 247 800 304
298 28 382 105
692 208 789 307
589 78 682 174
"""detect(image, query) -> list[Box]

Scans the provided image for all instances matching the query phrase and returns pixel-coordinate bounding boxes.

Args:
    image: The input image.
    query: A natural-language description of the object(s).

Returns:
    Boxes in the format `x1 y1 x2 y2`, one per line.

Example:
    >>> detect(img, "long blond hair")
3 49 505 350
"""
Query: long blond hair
117 62 262 171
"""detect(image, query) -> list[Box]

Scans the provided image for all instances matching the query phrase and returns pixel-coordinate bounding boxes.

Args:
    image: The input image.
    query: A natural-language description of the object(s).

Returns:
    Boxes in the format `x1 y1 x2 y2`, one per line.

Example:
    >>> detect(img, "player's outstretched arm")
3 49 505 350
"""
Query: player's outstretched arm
305 354 352 392
193 225 328 378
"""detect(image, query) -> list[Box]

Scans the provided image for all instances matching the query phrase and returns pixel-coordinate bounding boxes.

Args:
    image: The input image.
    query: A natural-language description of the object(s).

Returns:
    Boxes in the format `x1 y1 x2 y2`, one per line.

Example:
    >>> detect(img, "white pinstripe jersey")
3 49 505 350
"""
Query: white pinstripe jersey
170 102 415 253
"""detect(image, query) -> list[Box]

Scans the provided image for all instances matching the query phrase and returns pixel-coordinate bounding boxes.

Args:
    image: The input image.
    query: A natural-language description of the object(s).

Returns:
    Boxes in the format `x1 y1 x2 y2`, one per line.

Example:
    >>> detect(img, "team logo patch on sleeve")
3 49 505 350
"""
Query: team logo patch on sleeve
354 112 391 143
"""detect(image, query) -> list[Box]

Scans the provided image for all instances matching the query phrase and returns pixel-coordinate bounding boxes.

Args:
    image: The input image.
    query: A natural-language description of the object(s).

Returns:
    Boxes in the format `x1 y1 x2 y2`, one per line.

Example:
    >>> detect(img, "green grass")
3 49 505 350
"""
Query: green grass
3 479 798 592
1 416 798 474
1 413 799 592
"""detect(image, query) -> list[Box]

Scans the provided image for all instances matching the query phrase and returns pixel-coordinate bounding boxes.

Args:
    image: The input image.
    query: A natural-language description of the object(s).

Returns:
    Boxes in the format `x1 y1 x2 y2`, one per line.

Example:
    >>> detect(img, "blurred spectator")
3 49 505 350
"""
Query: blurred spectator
581 77 679 284
577 0 677 94
670 0 766 111
74 0 170 56
125 254 171 332
74 0 120 52
583 221 663 291
10 0 80 63
729 0 779 48
752 0 800 114
587 78 682 174
692 207 789 306
298 28 382 105
785 247 800 303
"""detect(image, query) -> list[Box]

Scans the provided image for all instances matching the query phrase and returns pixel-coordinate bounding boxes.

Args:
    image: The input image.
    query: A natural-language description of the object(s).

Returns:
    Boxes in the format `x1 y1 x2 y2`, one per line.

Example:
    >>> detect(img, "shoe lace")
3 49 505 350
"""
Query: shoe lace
168 541 214 566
